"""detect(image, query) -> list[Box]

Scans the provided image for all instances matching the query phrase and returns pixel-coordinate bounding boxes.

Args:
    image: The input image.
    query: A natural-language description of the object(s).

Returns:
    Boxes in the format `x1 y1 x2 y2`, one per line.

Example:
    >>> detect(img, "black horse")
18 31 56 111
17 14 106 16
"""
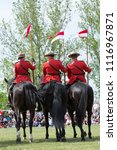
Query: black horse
67 81 94 141
5 78 41 143
38 81 68 142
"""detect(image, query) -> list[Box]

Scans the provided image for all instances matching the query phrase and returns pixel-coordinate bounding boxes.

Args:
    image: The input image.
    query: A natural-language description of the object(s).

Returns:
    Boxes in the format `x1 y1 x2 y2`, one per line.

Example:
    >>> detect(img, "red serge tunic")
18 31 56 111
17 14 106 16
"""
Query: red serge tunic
42 58 66 83
67 59 91 84
14 59 36 83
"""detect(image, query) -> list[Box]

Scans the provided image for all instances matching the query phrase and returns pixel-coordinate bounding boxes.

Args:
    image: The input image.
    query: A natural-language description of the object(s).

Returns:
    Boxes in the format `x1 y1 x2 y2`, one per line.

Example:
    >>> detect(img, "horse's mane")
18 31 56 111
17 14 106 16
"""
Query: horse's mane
7 78 15 85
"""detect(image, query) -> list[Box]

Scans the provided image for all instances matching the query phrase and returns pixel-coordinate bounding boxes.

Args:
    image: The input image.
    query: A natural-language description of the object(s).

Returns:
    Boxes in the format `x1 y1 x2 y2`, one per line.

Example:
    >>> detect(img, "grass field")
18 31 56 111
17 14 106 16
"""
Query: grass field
0 125 100 150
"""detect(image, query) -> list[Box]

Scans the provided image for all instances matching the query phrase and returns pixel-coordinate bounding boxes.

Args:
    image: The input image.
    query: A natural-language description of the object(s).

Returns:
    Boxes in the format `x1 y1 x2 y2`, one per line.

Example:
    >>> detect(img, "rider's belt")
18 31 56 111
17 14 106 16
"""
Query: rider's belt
18 73 29 76
72 73 84 76
46 73 59 76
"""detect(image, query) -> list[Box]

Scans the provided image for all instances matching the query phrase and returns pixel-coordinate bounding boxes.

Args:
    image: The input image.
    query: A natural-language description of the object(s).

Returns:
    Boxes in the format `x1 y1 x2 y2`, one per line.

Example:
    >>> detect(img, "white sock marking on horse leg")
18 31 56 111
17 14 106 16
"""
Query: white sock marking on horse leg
29 134 33 141
36 102 38 108
17 131 20 139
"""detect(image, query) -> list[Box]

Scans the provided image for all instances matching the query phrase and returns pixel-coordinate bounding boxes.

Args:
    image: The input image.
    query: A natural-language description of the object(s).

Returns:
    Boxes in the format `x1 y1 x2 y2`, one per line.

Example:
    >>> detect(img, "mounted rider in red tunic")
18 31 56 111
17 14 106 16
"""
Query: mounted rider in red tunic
40 51 66 88
66 52 92 86
40 51 66 89
8 52 36 107
14 52 35 83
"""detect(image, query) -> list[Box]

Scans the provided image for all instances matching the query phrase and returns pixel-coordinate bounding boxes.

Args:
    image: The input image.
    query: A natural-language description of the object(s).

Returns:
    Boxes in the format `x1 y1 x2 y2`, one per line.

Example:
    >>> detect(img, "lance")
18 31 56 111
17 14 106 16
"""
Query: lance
86 36 89 84
30 32 35 84
62 39 66 85
78 29 89 83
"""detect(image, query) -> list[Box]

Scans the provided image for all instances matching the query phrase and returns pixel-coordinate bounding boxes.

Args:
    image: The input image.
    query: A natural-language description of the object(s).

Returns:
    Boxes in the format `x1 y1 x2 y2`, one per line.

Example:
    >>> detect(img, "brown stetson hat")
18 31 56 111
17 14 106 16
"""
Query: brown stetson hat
18 52 25 59
44 51 56 57
68 52 80 58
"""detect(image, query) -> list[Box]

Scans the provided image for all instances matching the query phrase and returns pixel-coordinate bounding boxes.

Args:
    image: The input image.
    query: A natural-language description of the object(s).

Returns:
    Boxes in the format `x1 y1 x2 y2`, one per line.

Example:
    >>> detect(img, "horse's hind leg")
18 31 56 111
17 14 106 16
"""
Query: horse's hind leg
87 85 94 139
61 127 66 142
68 109 77 138
44 111 49 139
22 111 26 140
55 128 61 142
78 124 85 141
55 127 66 142
87 110 92 139
77 114 87 141
15 110 21 143
29 110 35 143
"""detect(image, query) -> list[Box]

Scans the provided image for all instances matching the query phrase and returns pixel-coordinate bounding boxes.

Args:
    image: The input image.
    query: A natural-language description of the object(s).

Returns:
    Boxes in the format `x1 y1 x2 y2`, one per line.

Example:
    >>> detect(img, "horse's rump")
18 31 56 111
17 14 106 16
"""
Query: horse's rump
69 81 88 125
39 81 67 128
13 82 37 111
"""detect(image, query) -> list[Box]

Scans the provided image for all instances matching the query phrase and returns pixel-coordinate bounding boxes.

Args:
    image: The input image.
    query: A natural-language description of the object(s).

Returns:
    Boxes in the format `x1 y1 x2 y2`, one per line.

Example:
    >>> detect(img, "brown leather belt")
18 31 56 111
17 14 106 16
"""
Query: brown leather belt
46 73 59 76
18 74 29 76
72 74 84 76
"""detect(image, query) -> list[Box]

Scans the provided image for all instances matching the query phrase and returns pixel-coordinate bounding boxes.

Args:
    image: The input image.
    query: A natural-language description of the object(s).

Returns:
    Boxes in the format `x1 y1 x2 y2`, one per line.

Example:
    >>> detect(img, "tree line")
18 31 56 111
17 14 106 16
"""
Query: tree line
0 0 100 108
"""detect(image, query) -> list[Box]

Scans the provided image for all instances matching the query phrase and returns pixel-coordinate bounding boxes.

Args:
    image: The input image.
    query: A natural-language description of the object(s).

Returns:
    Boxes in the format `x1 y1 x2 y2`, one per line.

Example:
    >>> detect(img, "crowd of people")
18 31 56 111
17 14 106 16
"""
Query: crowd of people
0 103 100 128
0 110 15 128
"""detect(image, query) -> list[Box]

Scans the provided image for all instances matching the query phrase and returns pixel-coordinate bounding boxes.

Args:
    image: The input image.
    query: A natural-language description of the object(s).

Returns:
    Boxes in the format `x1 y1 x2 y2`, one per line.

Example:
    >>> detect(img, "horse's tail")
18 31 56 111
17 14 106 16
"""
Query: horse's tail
76 83 88 126
87 85 94 113
23 82 38 109
51 84 67 128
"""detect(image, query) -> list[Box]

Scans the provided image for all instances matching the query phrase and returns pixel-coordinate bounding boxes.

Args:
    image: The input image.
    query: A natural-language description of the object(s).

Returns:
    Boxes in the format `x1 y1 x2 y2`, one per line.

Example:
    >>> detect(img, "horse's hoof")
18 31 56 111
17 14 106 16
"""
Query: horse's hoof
45 137 49 139
16 138 21 143
56 138 60 142
84 131 87 137
88 133 92 139
74 134 77 138
23 137 26 140
81 138 85 141
29 138 33 143
89 136 92 139
60 137 66 142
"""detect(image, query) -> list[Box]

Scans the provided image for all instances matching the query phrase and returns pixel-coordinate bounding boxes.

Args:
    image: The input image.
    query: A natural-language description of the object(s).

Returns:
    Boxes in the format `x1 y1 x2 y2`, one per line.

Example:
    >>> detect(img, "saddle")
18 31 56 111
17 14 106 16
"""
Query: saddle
66 79 80 90
38 80 56 103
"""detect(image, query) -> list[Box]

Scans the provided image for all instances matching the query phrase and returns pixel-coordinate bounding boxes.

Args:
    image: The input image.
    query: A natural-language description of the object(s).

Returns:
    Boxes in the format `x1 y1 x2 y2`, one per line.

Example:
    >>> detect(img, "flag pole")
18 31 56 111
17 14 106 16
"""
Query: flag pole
30 33 35 84
86 36 89 84
62 39 66 85
78 29 89 83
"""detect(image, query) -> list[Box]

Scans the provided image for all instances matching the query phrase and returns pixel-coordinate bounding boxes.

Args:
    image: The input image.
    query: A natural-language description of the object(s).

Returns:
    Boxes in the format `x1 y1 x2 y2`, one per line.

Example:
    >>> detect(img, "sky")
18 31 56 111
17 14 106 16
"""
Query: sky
0 0 79 34
0 0 17 61
0 0 16 22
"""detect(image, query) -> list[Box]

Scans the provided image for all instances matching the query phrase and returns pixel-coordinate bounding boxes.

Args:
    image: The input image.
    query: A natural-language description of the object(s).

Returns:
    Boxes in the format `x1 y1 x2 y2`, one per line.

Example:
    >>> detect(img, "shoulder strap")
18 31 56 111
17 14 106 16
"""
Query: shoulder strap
73 64 85 75
48 62 60 74
20 62 29 74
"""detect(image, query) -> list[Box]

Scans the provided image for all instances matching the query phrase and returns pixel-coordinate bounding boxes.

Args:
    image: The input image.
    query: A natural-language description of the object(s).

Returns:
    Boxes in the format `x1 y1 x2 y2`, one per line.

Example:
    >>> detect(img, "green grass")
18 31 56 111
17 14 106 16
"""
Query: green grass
0 125 100 150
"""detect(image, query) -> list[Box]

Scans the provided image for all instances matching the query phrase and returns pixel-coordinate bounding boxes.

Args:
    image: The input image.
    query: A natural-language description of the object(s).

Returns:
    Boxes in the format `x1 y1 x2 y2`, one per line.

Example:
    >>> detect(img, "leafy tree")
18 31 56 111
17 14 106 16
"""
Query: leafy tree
75 0 100 99
0 92 7 109
45 0 72 61
0 0 72 87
